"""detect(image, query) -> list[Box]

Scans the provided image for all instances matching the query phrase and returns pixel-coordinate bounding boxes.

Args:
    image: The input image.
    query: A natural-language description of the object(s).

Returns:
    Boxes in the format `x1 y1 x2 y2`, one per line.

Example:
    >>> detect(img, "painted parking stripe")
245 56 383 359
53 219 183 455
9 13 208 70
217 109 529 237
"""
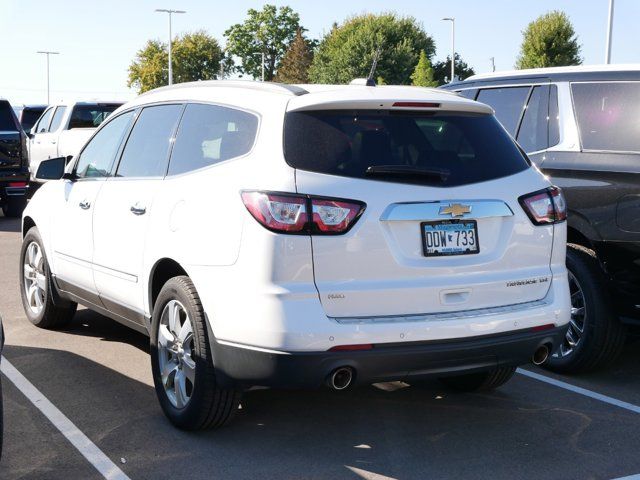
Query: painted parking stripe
1 356 131 480
517 368 640 414
611 475 640 479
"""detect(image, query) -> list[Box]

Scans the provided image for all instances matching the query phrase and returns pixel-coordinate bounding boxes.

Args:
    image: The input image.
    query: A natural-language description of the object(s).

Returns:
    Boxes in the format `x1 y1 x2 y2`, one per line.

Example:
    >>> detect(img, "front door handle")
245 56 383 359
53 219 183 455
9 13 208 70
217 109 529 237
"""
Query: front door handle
50 141 57 144
79 200 91 210
130 204 146 216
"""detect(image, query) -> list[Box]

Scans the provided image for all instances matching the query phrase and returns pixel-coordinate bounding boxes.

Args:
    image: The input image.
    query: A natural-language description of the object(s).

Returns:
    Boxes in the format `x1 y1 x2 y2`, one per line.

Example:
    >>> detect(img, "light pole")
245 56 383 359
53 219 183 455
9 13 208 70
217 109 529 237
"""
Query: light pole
442 17 455 83
251 52 265 81
490 57 496 72
37 51 59 104
155 8 186 85
605 0 615 64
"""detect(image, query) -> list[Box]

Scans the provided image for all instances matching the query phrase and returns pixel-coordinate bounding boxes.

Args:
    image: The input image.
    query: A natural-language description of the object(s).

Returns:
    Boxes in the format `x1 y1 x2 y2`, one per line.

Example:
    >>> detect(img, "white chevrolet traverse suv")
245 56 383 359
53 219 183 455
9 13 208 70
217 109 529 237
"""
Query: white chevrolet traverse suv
20 81 570 430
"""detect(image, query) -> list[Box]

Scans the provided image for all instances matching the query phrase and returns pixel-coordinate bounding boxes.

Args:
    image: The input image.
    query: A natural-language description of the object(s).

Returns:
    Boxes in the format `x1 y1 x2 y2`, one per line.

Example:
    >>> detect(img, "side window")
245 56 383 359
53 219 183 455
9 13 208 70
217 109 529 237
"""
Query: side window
75 111 135 179
48 106 67 132
69 104 120 129
457 89 478 100
572 82 640 152
34 107 54 133
516 85 550 153
168 103 259 176
476 87 530 135
116 104 183 178
548 85 560 147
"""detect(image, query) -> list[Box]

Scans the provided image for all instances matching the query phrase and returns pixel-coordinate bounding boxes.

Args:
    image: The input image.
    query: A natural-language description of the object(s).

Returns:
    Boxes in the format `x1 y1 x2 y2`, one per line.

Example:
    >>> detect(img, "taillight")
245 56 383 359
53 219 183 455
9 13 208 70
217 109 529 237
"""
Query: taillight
8 182 27 188
519 186 567 225
241 191 365 235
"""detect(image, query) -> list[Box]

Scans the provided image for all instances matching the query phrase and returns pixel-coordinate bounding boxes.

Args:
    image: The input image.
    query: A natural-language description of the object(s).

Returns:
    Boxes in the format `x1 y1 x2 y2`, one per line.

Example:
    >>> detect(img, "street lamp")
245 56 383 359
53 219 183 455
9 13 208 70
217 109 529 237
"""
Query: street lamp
442 17 455 83
155 8 186 85
605 0 615 64
36 51 59 104
251 52 265 81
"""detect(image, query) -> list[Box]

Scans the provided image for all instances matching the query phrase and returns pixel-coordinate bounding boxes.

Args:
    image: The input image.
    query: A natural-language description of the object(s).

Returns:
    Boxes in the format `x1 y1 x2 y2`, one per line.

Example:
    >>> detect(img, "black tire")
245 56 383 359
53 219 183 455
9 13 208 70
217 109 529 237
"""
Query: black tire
543 244 627 373
19 227 77 329
150 276 241 430
439 366 516 392
2 196 26 218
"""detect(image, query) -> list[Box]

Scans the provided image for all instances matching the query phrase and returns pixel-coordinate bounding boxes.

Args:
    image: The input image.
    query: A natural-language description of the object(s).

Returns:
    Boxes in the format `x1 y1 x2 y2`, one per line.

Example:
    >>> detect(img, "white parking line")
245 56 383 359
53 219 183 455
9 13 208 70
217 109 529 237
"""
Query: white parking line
1 356 132 480
517 368 640 414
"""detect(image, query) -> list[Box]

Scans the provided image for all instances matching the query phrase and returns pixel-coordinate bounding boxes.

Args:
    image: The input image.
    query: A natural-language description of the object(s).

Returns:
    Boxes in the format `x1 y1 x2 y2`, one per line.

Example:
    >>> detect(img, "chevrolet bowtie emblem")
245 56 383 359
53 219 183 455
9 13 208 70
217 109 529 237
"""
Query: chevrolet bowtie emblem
439 203 472 217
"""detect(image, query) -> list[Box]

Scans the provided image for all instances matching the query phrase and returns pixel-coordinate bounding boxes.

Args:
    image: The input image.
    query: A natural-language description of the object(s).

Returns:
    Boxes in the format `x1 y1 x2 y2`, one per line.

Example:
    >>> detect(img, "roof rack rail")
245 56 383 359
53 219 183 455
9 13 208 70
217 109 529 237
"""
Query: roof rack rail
140 80 309 97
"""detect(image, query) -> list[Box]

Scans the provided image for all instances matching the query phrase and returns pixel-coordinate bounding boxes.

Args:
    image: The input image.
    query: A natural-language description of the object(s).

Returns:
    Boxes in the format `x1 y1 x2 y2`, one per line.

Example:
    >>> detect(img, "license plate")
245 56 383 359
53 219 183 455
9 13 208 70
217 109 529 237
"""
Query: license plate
421 220 479 257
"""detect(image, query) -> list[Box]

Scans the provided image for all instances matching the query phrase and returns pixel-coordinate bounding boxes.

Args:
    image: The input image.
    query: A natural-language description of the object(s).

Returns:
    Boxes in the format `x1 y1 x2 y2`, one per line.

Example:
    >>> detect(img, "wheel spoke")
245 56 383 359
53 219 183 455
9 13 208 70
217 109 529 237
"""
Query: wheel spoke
24 263 35 280
27 243 35 266
35 272 47 291
174 370 187 408
178 317 192 343
569 318 584 333
168 302 180 334
182 355 196 384
158 324 175 348
33 247 43 271
161 361 178 388
28 283 38 307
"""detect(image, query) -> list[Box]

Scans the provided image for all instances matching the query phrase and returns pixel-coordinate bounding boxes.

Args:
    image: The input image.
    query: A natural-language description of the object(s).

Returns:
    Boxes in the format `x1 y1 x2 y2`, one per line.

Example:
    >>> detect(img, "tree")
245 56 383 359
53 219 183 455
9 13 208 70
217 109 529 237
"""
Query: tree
411 50 438 87
275 29 314 84
128 31 224 93
432 53 475 85
309 13 435 85
516 10 582 69
224 4 303 81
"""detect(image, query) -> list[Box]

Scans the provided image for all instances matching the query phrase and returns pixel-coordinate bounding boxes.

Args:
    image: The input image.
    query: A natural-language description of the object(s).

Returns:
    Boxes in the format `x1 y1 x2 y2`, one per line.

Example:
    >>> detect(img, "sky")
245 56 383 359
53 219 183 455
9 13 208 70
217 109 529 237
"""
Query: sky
1 0 638 105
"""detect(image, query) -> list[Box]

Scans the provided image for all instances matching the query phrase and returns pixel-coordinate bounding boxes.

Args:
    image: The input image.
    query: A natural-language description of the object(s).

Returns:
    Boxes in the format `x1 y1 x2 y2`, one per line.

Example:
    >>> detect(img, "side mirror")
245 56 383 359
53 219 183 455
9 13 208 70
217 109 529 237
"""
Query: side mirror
35 157 67 181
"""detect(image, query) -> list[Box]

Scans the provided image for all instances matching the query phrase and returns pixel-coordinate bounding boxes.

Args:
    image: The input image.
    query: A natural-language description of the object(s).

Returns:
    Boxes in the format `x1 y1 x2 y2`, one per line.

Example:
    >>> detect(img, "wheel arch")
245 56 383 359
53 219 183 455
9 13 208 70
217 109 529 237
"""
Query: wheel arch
148 257 188 314
22 215 36 238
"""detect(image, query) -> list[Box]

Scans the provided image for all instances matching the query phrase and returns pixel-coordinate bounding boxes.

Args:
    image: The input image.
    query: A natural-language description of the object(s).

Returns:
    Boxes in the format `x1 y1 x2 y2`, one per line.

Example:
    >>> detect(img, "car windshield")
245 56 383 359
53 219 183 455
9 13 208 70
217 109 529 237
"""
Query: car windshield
68 104 120 129
284 110 530 187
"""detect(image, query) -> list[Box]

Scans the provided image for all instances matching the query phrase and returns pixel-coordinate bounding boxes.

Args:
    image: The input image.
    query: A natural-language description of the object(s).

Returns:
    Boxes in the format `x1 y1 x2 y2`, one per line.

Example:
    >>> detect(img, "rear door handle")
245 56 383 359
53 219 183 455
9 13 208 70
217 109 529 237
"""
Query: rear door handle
50 141 56 144
130 205 146 215
79 200 91 210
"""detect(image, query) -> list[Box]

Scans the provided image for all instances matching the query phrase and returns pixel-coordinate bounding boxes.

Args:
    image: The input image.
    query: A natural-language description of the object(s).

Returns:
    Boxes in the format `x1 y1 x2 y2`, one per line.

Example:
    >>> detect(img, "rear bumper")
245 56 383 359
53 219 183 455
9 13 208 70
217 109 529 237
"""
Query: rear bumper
210 325 568 389
0 170 29 201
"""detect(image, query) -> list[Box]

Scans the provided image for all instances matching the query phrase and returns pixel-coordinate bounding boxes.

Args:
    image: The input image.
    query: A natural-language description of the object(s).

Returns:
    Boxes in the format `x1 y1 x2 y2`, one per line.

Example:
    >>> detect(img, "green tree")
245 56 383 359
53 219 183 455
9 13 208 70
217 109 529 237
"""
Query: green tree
309 13 435 85
411 50 438 87
224 4 303 81
516 10 582 69
432 53 475 85
275 28 314 83
128 31 224 93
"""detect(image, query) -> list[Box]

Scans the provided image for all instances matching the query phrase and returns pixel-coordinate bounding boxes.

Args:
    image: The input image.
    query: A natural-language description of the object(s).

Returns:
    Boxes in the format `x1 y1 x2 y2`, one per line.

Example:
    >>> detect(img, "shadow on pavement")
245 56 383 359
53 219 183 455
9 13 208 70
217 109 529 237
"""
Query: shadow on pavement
2 342 640 480
0 217 20 233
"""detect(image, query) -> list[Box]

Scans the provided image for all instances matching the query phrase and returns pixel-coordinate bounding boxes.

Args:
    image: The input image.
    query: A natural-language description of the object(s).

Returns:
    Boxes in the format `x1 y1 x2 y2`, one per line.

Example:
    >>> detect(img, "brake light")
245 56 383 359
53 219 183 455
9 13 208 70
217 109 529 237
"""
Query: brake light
329 344 373 351
8 182 27 188
519 186 567 225
392 102 440 108
241 191 365 235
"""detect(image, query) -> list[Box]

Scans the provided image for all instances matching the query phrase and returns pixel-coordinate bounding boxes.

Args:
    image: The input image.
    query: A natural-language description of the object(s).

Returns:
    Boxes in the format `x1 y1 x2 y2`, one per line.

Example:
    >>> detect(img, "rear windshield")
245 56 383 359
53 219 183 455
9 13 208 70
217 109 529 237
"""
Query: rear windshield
284 110 530 187
0 101 18 131
69 104 120 129
21 107 46 131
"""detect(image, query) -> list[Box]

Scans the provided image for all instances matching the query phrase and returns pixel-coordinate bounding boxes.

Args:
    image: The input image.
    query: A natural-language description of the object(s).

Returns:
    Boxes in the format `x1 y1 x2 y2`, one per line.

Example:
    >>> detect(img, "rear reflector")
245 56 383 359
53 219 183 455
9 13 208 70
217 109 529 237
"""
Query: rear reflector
8 182 27 188
329 344 373 352
241 191 365 235
392 102 440 108
530 323 555 332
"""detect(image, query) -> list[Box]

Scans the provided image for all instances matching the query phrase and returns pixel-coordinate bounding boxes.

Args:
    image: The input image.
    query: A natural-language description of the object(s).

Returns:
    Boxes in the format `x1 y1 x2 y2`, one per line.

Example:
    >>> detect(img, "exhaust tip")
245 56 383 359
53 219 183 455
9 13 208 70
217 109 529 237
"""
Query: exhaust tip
532 344 550 365
328 367 354 390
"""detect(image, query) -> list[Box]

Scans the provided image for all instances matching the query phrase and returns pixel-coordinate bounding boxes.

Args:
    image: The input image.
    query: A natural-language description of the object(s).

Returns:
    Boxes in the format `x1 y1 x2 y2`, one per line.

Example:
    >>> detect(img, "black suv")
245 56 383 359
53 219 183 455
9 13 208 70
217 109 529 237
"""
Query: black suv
442 66 639 373
0 99 29 217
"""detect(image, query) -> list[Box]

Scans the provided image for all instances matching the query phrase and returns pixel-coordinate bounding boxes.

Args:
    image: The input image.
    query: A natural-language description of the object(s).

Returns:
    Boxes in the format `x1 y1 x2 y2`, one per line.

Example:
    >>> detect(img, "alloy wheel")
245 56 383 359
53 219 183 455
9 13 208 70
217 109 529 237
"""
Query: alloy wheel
554 271 586 358
157 300 196 409
23 241 46 315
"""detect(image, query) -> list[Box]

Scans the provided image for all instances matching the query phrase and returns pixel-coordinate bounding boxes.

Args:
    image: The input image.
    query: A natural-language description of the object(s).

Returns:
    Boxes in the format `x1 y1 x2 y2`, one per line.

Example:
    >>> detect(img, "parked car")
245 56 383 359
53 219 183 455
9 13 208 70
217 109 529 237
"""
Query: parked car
15 104 47 133
28 101 122 181
0 99 29 217
21 80 570 429
441 65 640 373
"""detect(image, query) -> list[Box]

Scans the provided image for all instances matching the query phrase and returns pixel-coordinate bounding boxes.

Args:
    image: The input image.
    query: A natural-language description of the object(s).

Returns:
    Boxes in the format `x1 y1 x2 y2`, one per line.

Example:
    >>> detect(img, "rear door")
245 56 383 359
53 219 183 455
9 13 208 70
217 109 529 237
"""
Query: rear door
285 107 554 318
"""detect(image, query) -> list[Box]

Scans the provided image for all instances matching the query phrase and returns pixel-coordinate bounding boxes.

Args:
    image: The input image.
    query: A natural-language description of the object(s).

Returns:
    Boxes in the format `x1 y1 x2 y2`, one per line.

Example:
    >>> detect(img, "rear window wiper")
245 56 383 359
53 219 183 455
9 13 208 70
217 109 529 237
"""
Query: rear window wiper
365 165 450 182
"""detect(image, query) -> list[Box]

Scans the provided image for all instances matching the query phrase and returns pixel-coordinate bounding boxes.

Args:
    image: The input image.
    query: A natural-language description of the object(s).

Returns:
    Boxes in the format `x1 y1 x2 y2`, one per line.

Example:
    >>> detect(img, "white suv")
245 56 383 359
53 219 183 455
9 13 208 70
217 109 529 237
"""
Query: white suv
20 81 571 430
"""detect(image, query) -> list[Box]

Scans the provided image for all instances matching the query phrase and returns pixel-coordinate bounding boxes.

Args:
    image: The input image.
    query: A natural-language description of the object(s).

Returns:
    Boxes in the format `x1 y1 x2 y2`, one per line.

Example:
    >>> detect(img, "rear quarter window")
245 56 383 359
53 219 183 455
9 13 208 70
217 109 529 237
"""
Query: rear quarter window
572 82 640 152
476 87 530 135
0 101 18 131
284 110 530 187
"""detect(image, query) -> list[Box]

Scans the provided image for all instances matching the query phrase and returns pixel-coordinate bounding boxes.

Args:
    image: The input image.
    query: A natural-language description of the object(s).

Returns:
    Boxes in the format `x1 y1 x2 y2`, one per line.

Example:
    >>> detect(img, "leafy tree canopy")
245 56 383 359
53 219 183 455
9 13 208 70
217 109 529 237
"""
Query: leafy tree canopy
516 10 582 69
309 13 435 85
224 4 303 81
432 53 475 86
411 50 438 87
275 28 314 84
128 31 224 93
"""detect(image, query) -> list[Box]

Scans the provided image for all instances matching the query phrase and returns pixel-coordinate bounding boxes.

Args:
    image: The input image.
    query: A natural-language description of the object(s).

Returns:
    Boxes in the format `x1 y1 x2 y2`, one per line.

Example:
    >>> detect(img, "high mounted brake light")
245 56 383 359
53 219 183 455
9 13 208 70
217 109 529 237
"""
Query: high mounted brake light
392 102 440 108
519 186 567 225
241 191 365 235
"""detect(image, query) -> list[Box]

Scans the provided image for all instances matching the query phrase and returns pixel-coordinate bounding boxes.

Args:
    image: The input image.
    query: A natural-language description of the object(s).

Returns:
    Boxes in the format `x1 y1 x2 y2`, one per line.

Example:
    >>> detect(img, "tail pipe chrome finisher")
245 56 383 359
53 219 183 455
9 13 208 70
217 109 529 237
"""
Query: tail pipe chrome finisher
532 344 551 366
328 367 354 390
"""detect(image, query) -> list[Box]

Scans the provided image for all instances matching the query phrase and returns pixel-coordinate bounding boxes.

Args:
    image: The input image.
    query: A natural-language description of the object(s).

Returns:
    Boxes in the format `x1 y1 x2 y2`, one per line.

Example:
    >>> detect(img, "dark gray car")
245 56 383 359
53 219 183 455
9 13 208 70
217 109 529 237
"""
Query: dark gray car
442 66 640 373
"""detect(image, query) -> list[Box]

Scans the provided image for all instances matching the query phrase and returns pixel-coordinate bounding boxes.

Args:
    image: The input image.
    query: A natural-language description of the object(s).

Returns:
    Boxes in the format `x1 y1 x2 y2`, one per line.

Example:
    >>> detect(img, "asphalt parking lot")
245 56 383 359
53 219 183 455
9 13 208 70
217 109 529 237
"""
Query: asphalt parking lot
0 214 639 480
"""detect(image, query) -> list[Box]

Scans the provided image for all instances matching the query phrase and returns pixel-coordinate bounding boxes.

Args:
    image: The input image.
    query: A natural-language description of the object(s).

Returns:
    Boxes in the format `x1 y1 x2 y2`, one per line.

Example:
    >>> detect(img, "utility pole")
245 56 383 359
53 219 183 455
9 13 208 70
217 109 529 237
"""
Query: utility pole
605 0 615 64
36 51 59 104
442 17 455 82
155 9 186 85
